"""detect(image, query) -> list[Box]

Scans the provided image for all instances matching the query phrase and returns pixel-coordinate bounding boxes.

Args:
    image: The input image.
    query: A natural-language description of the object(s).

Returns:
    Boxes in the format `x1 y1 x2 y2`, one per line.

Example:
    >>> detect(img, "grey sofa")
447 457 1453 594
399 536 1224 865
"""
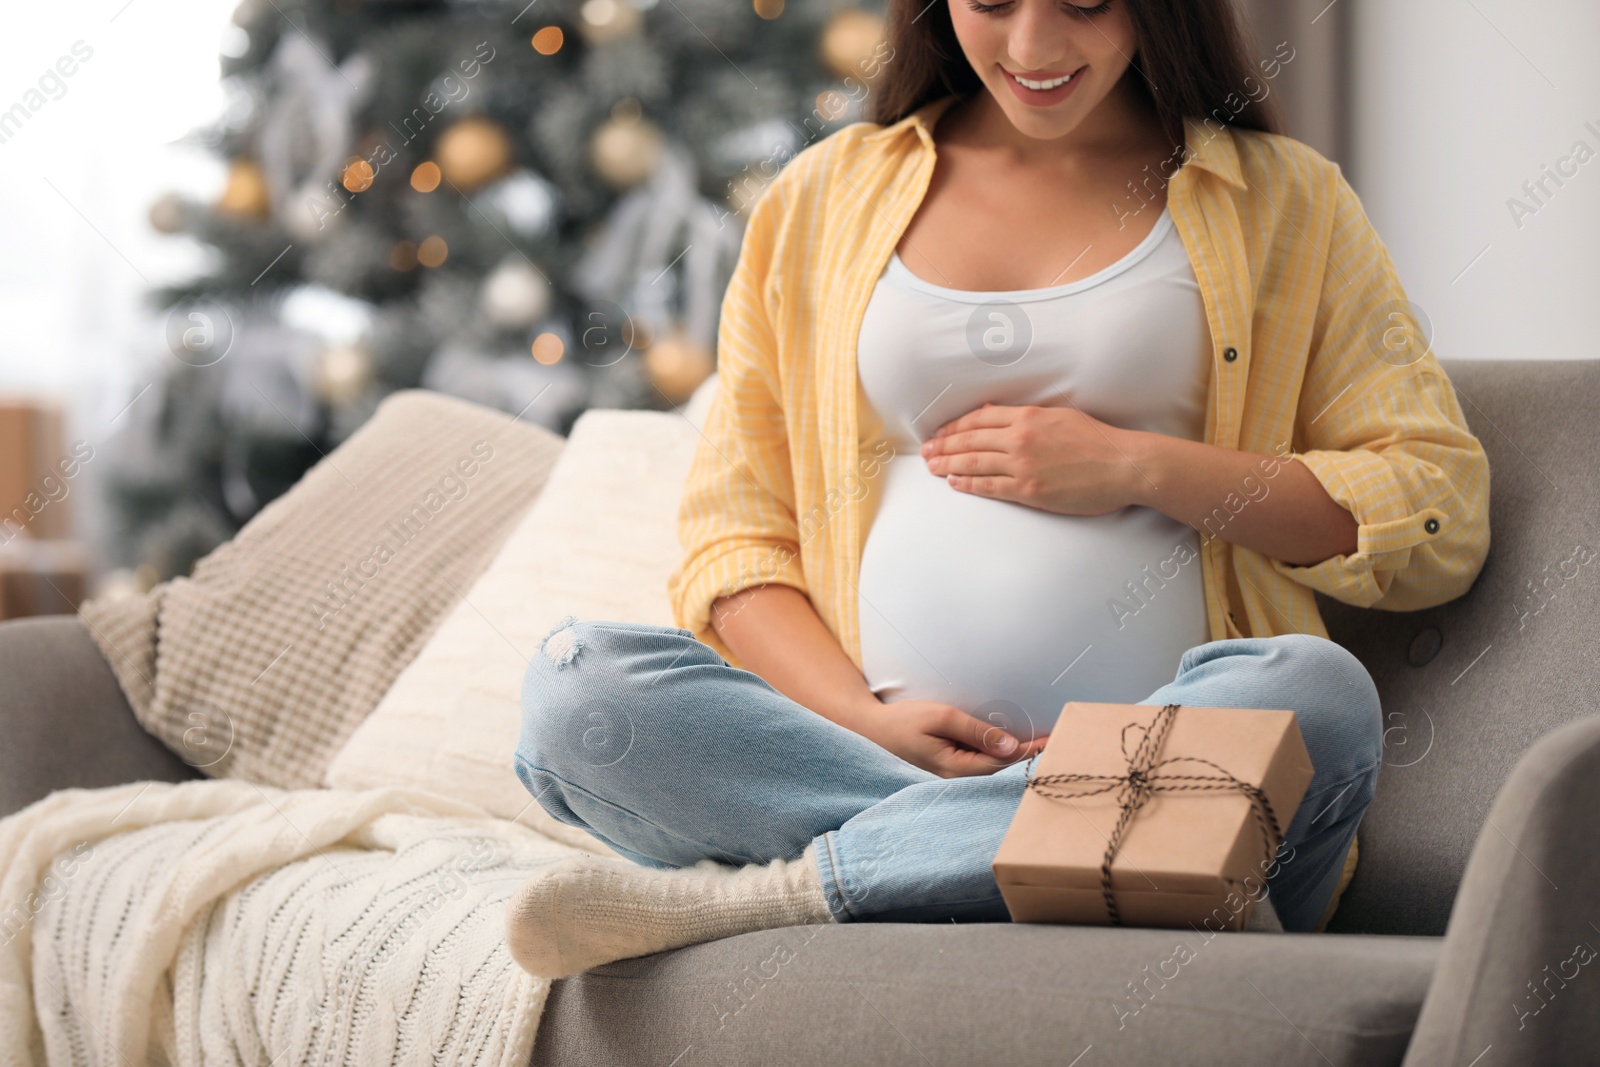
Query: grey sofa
4 358 1598 1066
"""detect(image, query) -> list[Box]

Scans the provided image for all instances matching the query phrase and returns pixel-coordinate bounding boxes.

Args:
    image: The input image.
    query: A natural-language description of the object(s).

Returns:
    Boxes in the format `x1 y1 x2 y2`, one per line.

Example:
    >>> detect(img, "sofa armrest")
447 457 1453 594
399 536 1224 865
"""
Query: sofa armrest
0 615 198 819
1403 714 1600 1066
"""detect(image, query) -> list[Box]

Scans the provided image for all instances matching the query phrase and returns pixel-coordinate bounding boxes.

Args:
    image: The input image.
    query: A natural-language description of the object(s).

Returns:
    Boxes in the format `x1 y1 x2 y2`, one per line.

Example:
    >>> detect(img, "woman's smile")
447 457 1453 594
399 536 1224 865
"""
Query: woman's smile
1000 63 1087 106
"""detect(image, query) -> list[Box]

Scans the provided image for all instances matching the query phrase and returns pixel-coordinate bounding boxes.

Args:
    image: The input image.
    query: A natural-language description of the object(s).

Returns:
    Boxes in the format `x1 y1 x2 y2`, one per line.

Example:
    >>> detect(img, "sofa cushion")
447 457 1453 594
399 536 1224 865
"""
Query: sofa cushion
1321 358 1600 936
77 390 564 789
534 923 1439 1067
324 400 706 842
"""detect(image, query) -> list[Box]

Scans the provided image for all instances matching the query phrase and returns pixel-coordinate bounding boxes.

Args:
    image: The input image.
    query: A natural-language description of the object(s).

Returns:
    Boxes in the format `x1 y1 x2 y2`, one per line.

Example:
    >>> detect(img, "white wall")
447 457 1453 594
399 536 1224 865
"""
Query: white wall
0 1 235 400
0 0 235 554
1348 0 1600 362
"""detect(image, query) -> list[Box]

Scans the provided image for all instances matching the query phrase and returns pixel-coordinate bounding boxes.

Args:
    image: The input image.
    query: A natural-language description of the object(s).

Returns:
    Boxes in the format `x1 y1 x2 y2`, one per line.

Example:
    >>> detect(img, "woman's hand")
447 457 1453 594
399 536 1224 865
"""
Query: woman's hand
847 698 1048 778
920 401 1150 516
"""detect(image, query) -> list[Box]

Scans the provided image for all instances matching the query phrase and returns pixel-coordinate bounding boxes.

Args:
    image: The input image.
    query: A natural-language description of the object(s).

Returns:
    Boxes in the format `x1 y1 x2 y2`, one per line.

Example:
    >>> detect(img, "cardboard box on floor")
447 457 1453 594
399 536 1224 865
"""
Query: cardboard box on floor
0 398 74 541
0 540 89 621
992 702 1314 931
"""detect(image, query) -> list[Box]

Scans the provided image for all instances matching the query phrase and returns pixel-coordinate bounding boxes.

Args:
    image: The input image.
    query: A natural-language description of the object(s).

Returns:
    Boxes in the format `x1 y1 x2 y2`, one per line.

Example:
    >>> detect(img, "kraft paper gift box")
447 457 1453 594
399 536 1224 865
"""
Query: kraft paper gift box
992 701 1314 930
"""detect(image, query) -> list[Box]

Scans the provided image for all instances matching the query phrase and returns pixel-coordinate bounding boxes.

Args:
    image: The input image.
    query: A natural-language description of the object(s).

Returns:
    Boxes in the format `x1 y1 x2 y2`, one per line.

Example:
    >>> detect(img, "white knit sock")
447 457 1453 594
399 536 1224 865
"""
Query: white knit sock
504 842 834 978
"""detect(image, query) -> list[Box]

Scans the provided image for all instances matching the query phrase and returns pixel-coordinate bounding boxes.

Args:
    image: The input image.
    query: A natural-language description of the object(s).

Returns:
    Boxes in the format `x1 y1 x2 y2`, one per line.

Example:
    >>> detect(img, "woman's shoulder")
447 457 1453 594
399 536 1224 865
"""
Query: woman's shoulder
1210 126 1388 303
1221 124 1351 204
745 116 914 230
777 115 910 185
1195 124 1373 257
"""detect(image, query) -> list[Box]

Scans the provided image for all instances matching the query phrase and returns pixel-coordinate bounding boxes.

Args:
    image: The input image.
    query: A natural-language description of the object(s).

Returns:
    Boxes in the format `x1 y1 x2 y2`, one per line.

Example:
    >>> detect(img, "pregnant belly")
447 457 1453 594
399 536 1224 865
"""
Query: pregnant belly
856 458 1210 740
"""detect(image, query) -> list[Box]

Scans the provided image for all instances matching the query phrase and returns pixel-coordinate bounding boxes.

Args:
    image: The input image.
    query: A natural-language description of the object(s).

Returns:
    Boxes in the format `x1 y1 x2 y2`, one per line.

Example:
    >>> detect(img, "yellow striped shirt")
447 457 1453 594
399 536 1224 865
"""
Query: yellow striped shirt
667 94 1491 676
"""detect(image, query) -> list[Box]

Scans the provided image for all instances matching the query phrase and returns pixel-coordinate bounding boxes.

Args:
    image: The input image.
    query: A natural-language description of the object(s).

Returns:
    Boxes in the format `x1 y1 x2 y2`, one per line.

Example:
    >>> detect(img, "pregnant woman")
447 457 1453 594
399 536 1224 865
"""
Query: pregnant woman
506 0 1490 976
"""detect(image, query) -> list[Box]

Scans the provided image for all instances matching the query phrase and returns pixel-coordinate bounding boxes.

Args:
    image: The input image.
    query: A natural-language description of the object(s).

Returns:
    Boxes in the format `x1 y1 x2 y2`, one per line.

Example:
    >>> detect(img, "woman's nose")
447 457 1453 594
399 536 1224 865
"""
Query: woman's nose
1004 2 1076 73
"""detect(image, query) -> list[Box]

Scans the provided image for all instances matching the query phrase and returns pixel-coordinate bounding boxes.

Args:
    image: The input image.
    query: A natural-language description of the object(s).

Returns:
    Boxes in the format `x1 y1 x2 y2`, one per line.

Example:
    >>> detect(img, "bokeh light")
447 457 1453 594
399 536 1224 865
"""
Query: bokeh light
531 332 565 364
410 161 441 193
532 27 564 55
417 236 449 268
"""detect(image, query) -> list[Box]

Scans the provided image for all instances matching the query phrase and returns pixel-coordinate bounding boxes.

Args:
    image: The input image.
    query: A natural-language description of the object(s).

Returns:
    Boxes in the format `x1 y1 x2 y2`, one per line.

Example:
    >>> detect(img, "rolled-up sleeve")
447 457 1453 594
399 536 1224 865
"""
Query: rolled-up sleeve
1269 173 1491 611
665 172 809 663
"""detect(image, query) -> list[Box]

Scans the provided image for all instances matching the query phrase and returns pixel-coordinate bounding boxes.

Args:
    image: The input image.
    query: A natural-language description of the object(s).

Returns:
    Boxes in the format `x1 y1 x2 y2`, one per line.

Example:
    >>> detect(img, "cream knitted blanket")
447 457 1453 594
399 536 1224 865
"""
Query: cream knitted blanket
0 780 604 1067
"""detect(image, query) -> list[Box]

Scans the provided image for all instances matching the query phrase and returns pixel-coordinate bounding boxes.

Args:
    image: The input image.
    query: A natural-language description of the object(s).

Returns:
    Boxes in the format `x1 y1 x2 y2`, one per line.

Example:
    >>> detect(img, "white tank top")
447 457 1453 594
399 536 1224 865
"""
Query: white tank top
855 206 1212 739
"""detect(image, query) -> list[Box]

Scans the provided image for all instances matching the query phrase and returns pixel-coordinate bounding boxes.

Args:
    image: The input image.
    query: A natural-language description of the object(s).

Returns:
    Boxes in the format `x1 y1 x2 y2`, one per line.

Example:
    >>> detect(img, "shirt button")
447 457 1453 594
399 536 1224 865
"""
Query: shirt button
1424 517 1440 534
1223 347 1238 362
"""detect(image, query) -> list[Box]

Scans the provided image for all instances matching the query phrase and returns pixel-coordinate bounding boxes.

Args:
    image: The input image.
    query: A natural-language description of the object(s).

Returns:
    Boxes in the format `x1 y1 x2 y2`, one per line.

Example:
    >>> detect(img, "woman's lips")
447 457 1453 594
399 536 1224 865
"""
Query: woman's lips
1000 65 1086 107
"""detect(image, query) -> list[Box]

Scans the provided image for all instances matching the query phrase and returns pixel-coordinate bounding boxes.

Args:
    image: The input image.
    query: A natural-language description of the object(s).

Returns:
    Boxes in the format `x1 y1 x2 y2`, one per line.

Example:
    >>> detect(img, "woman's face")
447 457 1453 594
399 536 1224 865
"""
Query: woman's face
946 0 1141 142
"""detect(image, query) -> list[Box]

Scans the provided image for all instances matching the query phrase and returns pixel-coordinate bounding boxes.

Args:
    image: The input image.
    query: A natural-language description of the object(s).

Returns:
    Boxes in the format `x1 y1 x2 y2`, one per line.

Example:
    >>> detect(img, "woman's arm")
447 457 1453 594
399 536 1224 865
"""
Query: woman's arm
1120 436 1358 566
1249 170 1491 611
1125 168 1491 600
665 155 809 669
921 402 1358 564
710 584 880 729
712 583 1040 777
1223 168 1491 611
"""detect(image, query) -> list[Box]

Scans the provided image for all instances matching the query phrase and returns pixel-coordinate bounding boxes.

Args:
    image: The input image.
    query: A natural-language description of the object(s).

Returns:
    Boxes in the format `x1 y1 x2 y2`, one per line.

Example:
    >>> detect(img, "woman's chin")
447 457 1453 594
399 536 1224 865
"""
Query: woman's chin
985 89 1097 142
1000 112 1088 143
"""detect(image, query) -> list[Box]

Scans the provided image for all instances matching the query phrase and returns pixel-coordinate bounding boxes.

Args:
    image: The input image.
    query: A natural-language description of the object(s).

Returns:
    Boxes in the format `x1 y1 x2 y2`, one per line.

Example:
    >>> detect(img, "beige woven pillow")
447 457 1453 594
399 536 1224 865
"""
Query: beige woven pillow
79 390 565 789
324 400 706 831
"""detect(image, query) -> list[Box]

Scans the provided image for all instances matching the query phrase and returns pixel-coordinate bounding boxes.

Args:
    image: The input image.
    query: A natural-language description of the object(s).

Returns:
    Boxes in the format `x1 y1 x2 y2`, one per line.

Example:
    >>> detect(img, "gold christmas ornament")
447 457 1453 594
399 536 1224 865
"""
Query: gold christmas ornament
754 0 784 20
590 112 664 189
645 329 714 404
216 158 271 220
481 258 553 330
314 343 373 406
820 8 885 80
578 0 643 45
148 193 188 234
435 116 513 193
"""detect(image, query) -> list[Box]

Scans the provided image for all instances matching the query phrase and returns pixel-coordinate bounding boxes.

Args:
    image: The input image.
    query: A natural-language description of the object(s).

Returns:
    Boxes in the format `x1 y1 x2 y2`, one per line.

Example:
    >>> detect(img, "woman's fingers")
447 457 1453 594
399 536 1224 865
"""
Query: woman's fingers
929 449 1012 478
931 401 1009 440
932 744 1019 778
918 706 1034 776
943 706 1021 757
865 700 1045 777
924 428 1008 461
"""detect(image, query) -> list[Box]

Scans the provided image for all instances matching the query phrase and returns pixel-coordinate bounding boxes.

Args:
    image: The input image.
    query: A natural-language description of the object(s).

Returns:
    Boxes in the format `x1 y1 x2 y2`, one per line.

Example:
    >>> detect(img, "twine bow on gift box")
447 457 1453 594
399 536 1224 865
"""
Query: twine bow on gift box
1022 703 1286 925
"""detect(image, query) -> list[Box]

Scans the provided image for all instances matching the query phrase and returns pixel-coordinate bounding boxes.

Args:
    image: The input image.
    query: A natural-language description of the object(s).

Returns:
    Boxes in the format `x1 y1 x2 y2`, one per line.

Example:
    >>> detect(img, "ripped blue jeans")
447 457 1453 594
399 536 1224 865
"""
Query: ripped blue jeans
514 616 1384 933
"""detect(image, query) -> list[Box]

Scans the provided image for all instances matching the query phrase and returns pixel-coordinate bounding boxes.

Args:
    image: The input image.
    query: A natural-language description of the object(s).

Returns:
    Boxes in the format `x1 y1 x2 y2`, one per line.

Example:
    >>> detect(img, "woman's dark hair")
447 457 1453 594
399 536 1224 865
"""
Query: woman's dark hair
868 0 1284 146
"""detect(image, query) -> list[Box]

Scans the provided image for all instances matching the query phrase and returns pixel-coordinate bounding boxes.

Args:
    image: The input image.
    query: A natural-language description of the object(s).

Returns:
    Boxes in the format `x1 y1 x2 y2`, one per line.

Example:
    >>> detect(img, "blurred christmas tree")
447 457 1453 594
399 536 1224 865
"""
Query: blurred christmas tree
108 0 890 583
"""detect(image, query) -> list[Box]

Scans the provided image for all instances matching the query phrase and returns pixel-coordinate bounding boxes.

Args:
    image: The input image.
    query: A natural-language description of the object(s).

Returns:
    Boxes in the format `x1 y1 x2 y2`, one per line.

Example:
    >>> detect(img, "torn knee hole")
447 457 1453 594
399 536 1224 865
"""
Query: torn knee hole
540 615 583 669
